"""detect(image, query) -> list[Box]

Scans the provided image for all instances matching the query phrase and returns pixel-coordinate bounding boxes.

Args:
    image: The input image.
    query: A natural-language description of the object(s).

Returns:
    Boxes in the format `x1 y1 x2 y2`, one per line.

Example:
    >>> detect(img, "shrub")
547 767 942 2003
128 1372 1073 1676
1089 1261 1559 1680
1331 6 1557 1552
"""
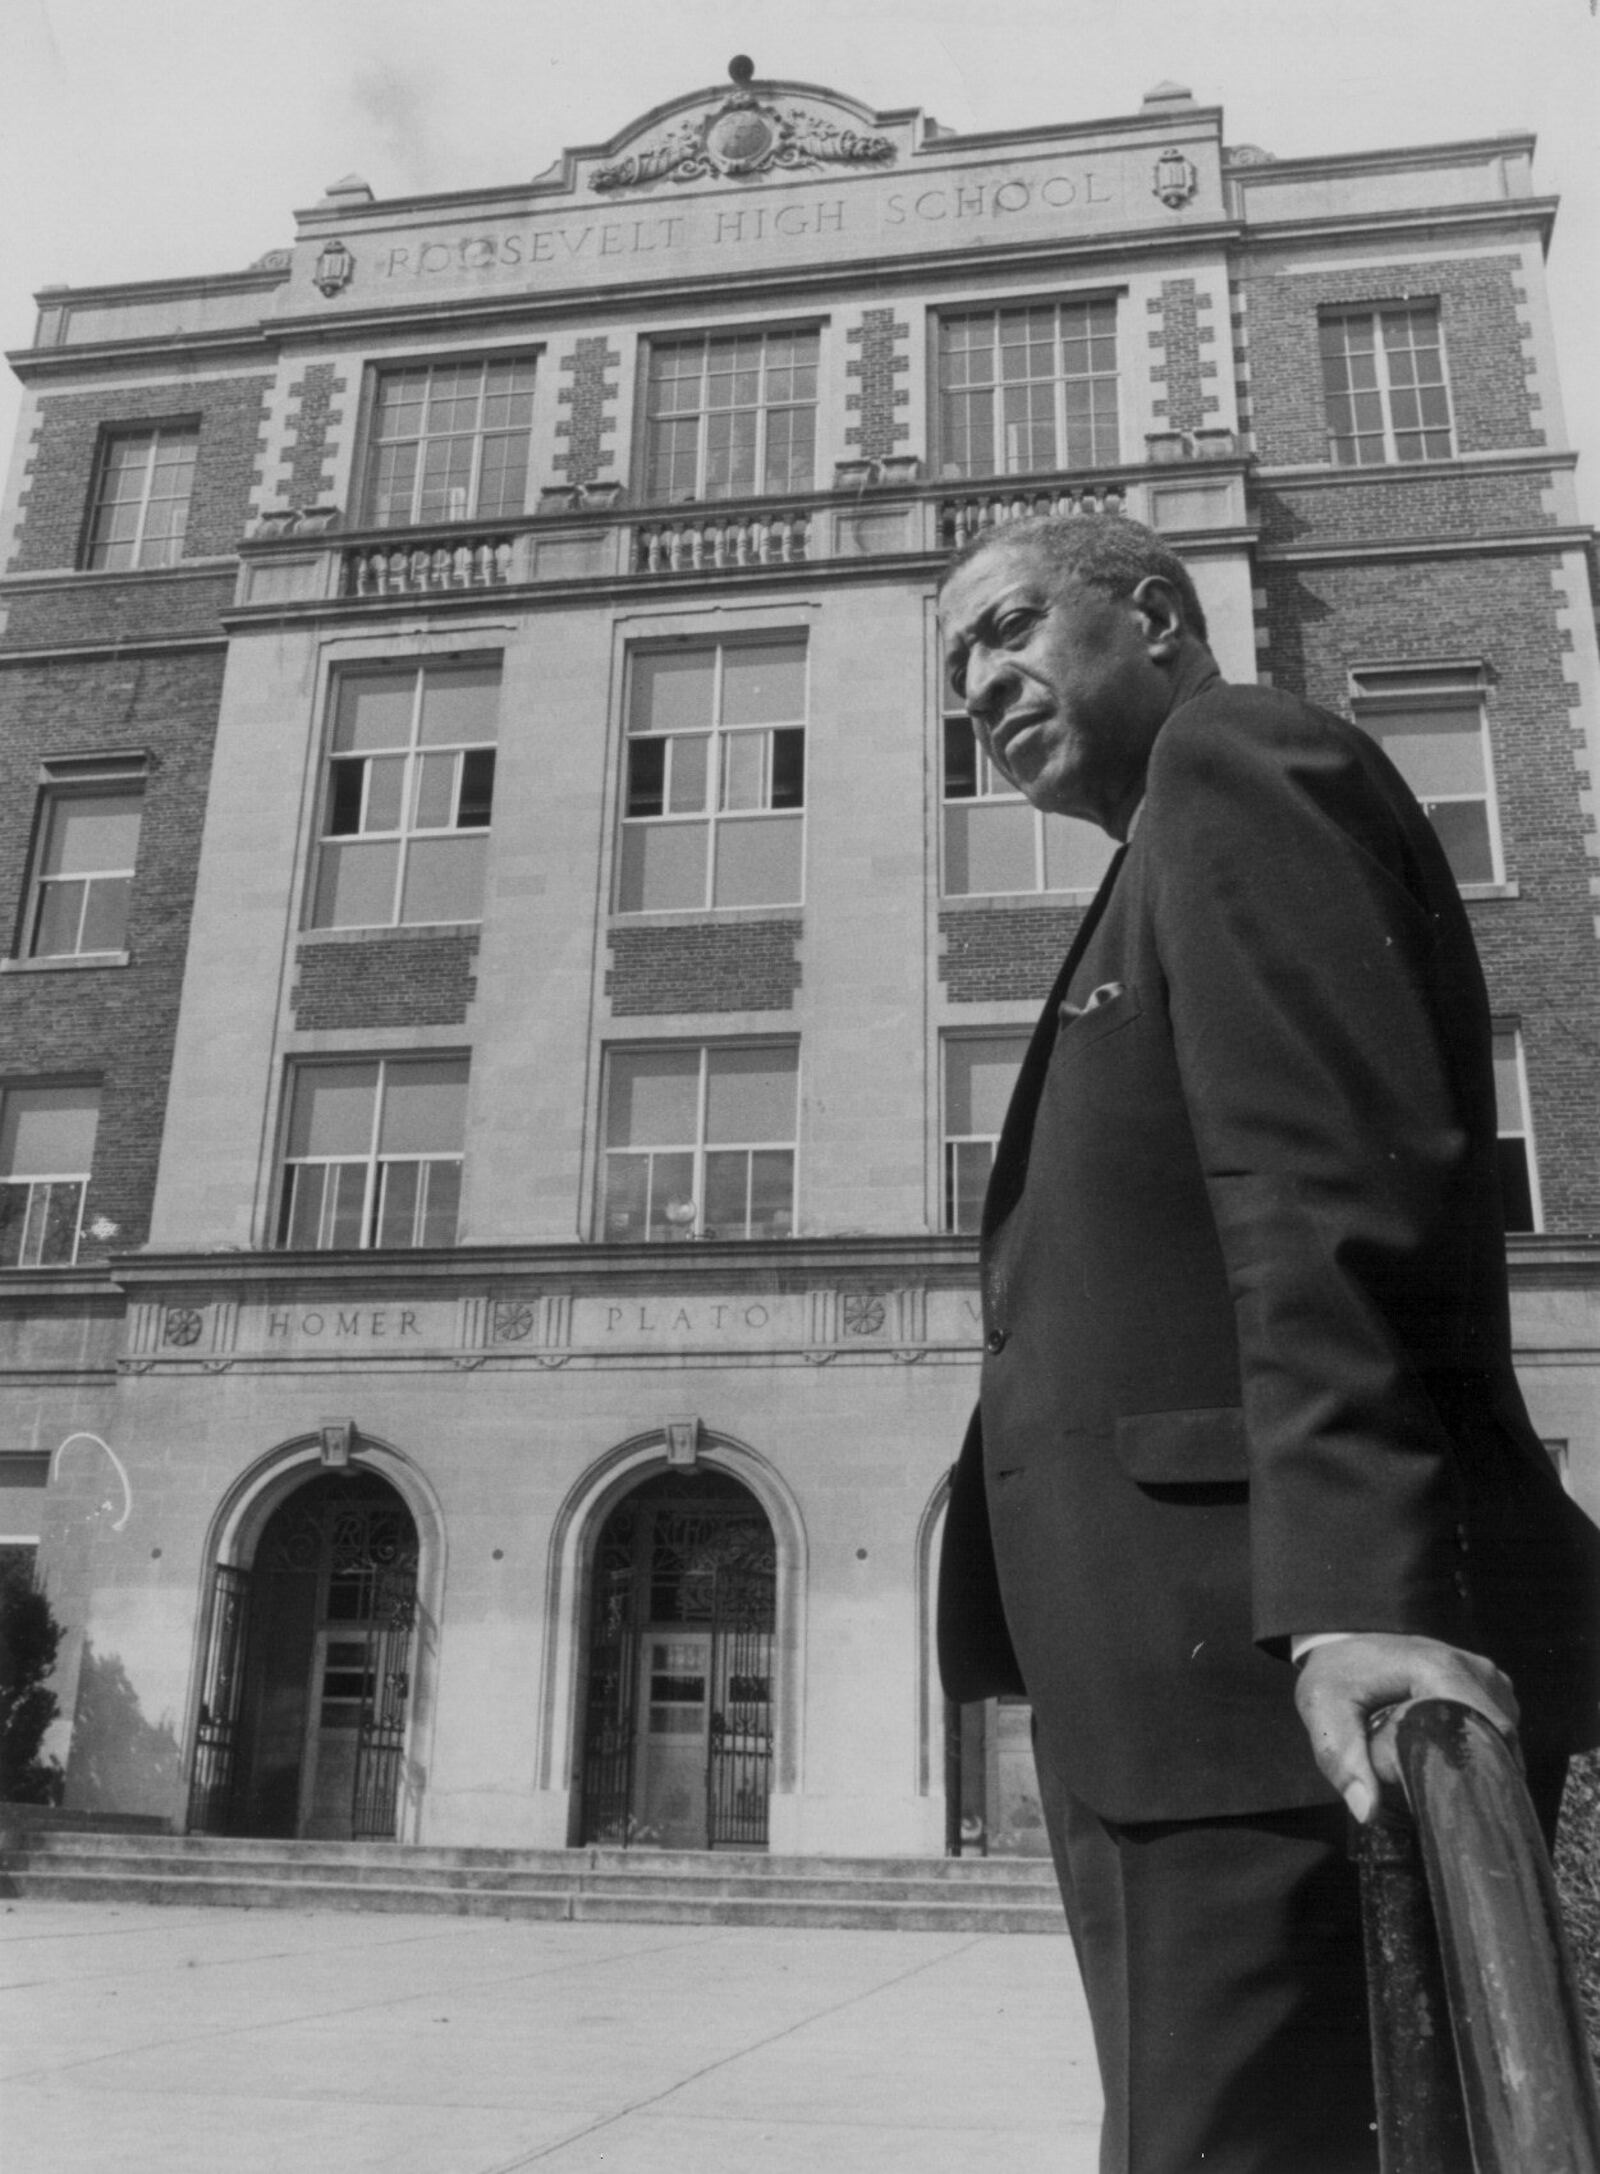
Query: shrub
0 1562 65 1804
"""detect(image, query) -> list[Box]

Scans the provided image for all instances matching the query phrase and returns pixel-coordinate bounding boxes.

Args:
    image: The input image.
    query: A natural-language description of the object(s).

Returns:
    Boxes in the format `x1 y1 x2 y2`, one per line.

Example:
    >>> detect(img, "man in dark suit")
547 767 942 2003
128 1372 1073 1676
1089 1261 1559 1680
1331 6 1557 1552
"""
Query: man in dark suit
936 514 1600 2173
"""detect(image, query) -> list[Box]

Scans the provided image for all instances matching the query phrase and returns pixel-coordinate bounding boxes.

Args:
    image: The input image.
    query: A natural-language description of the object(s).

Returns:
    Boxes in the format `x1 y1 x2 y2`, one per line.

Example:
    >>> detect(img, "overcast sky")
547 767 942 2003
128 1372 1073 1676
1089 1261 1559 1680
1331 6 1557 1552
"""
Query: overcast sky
5 0 1597 517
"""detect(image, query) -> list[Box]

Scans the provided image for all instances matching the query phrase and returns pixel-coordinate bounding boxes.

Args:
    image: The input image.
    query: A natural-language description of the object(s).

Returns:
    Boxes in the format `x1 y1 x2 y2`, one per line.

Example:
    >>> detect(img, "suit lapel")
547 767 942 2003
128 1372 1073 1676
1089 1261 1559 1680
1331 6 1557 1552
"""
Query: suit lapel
981 845 1128 1244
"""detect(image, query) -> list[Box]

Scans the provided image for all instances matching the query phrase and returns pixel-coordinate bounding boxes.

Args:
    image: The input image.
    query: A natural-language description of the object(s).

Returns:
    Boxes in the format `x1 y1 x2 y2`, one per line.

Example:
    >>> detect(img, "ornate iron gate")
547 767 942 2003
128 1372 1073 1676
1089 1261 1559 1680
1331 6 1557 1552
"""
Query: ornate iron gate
188 1562 251 1834
353 1572 419 1840
580 1475 776 1848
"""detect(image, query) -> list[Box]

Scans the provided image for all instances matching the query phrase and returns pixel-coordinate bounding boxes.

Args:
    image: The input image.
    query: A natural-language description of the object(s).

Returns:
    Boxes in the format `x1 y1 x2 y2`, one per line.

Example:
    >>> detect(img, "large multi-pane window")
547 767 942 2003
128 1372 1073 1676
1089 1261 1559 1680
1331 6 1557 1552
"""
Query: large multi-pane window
311 660 499 929
943 1034 1028 1233
938 301 1119 478
942 712 1116 897
0 1085 99 1267
644 331 818 503
618 639 805 913
600 1043 797 1242
24 775 143 959
1492 1027 1540 1234
363 358 536 527
84 425 199 570
277 1057 468 1250
1319 307 1453 466
1351 666 1501 887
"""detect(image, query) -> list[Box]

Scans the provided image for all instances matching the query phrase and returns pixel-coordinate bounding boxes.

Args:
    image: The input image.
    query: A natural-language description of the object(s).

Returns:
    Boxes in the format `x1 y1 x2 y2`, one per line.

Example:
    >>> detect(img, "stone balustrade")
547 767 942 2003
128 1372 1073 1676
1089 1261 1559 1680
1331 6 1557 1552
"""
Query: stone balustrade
631 510 812 575
936 483 1129 551
342 534 518 598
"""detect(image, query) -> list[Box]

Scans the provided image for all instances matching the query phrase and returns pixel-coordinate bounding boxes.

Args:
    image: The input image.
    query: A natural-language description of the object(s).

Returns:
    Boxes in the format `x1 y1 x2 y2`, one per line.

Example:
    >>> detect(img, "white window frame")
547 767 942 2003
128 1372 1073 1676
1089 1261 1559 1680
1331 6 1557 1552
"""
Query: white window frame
1319 305 1454 467
309 659 500 931
22 755 147 962
942 1030 1030 1234
84 423 199 571
940 710 1115 899
1491 1023 1543 1235
937 298 1121 480
598 1040 799 1243
616 637 807 915
642 328 820 504
276 1055 469 1253
0 1083 99 1268
1349 664 1506 892
361 356 538 528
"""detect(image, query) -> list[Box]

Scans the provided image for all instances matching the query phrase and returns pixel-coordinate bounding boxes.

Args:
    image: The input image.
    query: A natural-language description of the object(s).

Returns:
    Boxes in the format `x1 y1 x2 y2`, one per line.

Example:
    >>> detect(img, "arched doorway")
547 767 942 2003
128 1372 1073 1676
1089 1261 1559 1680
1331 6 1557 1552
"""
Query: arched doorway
579 1469 775 1850
189 1470 419 1840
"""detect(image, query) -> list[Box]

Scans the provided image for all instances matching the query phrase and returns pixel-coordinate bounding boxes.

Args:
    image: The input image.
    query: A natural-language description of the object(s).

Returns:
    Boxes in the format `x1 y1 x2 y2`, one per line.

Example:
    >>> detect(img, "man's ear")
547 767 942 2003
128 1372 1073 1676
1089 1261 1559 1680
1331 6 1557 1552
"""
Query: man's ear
1131 575 1186 658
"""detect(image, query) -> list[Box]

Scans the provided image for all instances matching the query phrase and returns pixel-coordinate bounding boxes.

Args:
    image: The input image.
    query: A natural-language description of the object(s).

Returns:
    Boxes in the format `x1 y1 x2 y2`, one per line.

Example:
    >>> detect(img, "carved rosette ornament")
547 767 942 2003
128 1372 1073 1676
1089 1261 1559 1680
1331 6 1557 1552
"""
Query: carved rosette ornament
592 58 893 193
163 1306 204 1348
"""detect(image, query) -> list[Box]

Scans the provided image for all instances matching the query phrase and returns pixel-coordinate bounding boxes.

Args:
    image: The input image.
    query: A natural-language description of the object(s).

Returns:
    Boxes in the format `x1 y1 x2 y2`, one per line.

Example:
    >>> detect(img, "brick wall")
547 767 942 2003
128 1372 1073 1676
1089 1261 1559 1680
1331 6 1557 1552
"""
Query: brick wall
1260 550 1600 1227
606 920 802 1015
8 375 271 575
1242 256 1540 466
845 310 911 460
291 932 481 1028
553 339 620 487
1 574 234 652
0 650 224 1256
278 364 347 511
939 904 1086 1003
1256 470 1551 549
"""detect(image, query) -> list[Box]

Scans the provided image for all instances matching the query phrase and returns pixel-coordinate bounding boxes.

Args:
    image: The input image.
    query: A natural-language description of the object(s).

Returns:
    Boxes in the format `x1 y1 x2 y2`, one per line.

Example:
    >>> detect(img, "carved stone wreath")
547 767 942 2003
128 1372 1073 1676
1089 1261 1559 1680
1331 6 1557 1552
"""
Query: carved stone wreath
592 93 894 193
492 1301 536 1344
163 1306 204 1347
841 1292 886 1338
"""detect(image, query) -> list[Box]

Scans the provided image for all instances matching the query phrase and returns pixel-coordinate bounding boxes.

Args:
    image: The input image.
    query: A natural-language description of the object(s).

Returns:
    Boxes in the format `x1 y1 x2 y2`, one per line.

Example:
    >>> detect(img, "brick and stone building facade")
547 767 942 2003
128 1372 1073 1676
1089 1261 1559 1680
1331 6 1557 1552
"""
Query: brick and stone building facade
1 70 1596 1855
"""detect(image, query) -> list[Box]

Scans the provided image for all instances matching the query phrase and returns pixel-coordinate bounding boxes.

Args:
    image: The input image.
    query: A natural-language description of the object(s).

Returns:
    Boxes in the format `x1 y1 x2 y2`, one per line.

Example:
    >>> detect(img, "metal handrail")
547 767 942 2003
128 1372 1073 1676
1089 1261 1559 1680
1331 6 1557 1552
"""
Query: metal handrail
1357 1698 1600 2174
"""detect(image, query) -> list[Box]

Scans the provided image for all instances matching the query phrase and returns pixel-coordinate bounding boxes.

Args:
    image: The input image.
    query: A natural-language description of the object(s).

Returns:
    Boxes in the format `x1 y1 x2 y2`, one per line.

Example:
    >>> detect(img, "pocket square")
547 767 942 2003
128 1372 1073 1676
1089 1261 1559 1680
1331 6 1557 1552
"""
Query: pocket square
1061 980 1125 1023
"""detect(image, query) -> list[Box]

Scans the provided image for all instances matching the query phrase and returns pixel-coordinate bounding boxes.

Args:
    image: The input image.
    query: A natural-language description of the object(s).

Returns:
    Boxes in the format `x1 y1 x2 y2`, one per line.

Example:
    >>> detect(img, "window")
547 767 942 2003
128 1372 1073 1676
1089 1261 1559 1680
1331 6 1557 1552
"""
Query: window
84 425 199 570
0 1085 98 1267
1492 1027 1540 1234
363 358 536 527
944 1033 1028 1233
618 639 805 912
600 1043 797 1242
644 331 818 503
311 660 499 929
1350 666 1500 888
938 301 1119 479
24 766 144 959
942 712 1116 897
277 1057 468 1250
1319 307 1453 466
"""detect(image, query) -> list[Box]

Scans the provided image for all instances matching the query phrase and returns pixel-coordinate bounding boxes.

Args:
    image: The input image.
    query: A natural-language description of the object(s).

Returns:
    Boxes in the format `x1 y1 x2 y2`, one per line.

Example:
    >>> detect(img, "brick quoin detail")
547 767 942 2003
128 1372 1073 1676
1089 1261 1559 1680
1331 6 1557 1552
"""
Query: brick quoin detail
1241 256 1542 466
1148 280 1218 432
278 364 347 510
938 906 1087 1003
554 339 620 485
606 921 802 1015
9 376 272 574
291 932 481 1029
845 310 911 459
0 650 224 1256
1260 551 1600 1229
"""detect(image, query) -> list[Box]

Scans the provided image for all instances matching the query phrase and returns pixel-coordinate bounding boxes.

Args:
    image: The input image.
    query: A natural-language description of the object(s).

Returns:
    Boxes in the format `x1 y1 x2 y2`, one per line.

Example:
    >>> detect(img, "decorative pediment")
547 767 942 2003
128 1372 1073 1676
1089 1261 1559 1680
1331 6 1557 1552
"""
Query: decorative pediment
590 57 896 194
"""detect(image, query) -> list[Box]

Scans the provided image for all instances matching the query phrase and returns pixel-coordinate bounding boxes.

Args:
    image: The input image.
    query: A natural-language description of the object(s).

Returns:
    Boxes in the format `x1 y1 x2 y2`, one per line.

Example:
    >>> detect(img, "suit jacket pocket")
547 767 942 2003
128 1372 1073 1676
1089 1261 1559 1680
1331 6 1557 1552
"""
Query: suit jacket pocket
1058 983 1142 1048
1115 1406 1248 1486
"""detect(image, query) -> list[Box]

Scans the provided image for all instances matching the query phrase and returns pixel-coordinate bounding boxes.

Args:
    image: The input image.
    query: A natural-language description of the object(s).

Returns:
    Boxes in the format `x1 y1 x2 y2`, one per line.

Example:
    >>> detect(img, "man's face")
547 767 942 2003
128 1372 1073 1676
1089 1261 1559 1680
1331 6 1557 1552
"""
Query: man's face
939 541 1171 838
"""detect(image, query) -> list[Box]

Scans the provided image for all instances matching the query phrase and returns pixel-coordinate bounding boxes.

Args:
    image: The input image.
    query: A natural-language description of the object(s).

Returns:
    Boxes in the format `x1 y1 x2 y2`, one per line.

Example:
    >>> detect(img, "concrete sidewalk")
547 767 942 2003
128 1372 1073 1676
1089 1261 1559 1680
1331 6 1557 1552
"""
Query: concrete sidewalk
0 1899 1101 2172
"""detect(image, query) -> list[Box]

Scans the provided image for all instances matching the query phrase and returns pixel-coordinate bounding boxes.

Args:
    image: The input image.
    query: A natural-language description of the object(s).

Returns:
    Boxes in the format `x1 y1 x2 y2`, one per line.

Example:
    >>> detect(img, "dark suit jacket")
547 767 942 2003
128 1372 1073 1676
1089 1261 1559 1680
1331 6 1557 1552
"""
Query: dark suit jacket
938 675 1600 1823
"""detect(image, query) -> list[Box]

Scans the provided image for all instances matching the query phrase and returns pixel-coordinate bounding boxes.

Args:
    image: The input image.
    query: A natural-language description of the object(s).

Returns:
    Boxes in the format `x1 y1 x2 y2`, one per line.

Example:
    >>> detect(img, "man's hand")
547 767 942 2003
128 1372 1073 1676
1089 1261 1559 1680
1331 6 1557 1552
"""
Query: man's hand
1293 1633 1520 1824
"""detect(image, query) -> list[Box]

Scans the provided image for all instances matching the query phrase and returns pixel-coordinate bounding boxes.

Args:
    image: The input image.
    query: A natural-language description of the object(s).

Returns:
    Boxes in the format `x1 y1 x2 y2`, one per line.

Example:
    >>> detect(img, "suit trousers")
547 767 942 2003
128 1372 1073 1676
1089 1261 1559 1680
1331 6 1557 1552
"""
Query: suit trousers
1034 1725 1569 2174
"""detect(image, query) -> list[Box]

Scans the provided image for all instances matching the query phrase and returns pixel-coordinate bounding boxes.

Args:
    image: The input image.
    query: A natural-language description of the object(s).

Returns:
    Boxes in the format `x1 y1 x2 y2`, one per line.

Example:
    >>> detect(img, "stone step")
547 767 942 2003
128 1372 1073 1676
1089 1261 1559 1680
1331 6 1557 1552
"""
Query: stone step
0 1865 1064 1933
0 1846 1058 1909
0 1830 1065 1932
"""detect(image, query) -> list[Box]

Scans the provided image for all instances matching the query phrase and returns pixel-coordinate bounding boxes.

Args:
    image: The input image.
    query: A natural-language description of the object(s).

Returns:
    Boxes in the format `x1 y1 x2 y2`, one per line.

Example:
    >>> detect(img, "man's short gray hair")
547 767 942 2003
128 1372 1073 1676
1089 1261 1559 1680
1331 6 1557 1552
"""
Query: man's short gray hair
939 512 1209 644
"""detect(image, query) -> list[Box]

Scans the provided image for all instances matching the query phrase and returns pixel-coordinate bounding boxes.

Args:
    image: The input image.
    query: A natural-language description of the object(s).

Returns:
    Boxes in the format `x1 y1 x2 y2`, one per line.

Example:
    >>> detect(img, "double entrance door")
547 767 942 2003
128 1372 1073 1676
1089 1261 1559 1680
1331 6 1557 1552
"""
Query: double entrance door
582 1471 776 1850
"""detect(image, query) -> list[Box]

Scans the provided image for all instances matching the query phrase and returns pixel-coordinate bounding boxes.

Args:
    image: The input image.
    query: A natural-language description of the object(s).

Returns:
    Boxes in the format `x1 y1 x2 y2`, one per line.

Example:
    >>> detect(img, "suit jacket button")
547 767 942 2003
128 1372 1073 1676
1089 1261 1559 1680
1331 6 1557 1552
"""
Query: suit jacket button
986 1327 1008 1354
